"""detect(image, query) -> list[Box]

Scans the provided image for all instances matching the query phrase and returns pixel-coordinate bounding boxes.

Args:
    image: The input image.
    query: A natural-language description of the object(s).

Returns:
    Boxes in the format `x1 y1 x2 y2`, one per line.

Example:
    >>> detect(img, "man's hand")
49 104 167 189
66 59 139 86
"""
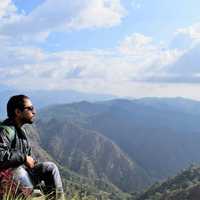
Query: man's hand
25 155 36 169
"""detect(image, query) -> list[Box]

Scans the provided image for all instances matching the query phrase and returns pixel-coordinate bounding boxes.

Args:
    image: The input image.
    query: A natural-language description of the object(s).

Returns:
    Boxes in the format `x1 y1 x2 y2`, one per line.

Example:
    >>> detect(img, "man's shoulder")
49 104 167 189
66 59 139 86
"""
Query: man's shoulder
0 121 16 141
0 124 15 132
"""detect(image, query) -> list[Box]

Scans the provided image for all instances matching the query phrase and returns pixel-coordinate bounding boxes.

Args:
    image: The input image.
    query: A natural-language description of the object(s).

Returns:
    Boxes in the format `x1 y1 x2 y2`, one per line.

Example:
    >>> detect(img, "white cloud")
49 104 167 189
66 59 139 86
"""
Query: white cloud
118 33 183 78
69 0 126 29
0 0 23 29
0 43 47 69
118 26 200 85
0 0 16 19
0 0 126 43
0 34 199 99
171 23 200 49
119 33 155 55
0 31 183 95
176 23 200 42
140 23 200 85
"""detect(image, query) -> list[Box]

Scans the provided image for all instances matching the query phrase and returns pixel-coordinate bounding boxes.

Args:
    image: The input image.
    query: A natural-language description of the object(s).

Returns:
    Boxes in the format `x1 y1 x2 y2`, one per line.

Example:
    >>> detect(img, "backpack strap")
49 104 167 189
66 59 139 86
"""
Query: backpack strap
0 124 16 142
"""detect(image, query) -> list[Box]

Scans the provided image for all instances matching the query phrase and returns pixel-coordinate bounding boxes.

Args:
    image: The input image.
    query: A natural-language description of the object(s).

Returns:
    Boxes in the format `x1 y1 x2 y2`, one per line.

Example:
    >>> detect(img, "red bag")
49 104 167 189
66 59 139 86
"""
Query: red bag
0 169 32 198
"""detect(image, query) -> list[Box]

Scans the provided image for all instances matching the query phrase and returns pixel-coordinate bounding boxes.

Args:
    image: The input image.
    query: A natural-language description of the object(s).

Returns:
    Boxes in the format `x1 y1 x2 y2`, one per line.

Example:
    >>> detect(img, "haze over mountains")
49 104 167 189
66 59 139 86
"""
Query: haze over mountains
33 97 200 194
0 88 115 118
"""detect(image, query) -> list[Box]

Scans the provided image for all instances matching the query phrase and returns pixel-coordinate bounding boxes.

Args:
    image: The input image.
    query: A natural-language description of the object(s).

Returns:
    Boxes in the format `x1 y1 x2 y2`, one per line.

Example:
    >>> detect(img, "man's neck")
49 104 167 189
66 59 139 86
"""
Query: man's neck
5 118 23 128
14 118 23 128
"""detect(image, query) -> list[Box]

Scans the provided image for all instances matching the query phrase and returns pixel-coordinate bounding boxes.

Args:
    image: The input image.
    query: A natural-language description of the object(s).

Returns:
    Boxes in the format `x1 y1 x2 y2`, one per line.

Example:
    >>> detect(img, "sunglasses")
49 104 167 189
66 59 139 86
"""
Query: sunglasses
23 106 35 111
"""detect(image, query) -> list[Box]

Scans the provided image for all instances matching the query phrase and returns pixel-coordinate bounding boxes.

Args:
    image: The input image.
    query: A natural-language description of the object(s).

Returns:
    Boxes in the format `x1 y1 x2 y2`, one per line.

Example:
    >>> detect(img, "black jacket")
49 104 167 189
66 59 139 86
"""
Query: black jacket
0 119 31 169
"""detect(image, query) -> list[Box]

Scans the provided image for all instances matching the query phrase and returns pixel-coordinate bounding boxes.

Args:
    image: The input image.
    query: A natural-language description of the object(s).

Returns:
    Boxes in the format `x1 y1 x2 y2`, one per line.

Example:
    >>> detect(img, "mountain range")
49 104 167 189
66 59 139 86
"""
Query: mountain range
31 97 200 196
2 96 200 199
0 88 115 119
38 98 200 179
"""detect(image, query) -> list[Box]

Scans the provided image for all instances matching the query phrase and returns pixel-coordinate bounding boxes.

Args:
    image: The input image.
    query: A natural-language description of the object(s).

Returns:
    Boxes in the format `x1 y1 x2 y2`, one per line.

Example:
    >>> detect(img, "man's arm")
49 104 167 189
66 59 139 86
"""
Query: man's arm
0 128 26 169
21 127 37 168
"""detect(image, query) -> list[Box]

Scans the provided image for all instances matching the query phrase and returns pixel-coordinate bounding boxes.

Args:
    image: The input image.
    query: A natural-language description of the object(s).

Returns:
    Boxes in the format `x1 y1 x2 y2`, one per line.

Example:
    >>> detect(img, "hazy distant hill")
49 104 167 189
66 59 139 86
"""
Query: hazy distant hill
38 97 200 184
0 89 115 118
84 98 200 179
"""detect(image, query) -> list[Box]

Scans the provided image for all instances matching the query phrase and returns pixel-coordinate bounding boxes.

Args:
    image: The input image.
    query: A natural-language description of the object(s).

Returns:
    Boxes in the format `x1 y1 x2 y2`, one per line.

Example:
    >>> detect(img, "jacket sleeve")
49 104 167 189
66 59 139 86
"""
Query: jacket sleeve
0 128 26 169
22 126 35 158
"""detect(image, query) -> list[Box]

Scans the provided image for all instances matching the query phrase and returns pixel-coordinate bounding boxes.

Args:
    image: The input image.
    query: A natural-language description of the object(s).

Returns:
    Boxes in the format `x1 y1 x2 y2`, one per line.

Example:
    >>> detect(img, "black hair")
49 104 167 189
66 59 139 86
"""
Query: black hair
7 95 30 119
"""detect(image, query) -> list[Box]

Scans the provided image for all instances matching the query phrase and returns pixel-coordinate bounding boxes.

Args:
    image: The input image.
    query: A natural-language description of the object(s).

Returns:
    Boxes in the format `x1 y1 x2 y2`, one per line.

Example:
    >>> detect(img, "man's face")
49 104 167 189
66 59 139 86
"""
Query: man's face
18 98 36 125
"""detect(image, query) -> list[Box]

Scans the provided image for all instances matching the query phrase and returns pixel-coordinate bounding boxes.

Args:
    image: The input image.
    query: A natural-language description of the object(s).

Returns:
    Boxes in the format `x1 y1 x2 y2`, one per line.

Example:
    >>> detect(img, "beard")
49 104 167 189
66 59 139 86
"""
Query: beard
22 116 35 125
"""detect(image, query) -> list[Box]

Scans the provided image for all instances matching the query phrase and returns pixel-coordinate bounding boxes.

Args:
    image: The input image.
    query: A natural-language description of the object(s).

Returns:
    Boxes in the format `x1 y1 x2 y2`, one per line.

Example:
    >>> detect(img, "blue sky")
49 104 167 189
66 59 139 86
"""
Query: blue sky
1 0 200 99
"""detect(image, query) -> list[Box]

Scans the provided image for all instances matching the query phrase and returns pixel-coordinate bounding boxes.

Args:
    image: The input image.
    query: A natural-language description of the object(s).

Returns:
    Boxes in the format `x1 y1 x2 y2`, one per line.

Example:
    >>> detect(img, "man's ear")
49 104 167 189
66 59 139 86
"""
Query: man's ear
14 108 22 117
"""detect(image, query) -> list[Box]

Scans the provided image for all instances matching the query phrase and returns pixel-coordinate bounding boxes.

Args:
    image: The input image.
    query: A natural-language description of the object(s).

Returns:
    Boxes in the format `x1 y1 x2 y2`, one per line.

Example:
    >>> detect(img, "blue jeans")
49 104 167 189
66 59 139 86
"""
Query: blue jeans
12 162 63 196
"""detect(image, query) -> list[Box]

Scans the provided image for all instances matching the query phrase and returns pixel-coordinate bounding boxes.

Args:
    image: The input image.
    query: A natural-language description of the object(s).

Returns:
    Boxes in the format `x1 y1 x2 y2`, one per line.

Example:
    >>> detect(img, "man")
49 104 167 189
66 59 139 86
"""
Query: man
0 95 64 199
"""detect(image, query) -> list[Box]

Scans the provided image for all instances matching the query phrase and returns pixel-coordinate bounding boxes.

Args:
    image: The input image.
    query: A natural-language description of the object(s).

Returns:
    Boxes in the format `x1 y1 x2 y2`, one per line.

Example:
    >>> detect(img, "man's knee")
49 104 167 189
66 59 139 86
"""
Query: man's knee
12 166 34 189
42 161 59 173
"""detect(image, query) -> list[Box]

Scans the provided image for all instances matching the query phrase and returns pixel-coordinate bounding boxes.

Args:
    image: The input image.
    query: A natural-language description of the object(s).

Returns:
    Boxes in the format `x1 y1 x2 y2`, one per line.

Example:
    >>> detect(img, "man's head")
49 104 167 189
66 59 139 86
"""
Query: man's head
7 95 36 125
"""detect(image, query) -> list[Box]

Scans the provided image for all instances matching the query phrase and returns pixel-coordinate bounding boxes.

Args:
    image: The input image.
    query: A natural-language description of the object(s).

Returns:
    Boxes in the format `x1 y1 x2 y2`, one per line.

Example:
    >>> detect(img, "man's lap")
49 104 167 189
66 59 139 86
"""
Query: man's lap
12 161 60 189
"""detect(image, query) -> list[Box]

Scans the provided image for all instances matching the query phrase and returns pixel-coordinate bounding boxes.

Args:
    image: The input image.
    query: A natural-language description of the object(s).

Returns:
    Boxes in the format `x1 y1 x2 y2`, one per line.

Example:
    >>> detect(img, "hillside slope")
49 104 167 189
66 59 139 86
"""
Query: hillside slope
36 119 151 192
24 124 132 200
136 165 200 200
